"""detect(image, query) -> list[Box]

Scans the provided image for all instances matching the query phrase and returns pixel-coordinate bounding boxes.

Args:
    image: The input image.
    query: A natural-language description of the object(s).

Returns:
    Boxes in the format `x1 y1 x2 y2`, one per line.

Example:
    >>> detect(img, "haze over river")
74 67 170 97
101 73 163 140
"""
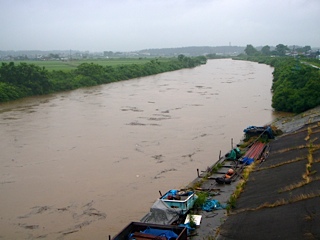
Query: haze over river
0 59 276 239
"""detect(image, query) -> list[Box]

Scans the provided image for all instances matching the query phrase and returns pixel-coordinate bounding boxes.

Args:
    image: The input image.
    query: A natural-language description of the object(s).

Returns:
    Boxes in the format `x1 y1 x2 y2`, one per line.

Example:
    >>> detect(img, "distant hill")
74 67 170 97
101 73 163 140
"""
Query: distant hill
137 46 245 56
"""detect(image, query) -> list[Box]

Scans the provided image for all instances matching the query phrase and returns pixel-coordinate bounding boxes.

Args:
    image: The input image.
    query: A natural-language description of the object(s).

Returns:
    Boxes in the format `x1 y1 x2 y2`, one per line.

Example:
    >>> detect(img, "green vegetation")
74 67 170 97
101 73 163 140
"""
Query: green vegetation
0 55 206 102
0 58 170 71
0 62 50 101
243 44 291 57
193 191 209 210
271 58 320 113
302 58 320 68
234 51 320 114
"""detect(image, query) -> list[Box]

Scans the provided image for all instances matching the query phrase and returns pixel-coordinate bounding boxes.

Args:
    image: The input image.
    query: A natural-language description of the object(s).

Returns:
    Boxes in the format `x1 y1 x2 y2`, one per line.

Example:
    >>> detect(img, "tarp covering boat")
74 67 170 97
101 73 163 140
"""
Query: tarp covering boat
140 199 182 225
243 126 274 139
112 222 187 240
140 227 178 240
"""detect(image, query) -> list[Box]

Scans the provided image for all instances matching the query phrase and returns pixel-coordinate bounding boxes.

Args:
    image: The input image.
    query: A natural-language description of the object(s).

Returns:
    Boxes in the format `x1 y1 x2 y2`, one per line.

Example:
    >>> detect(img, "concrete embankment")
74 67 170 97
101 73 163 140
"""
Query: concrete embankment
187 106 320 239
114 106 320 239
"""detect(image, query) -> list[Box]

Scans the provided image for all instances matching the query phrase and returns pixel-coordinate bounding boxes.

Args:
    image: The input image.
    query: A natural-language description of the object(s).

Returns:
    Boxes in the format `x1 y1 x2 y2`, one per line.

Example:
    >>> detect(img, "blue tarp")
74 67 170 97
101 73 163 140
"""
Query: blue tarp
178 223 195 235
243 126 274 139
141 227 178 240
202 199 226 212
240 157 254 165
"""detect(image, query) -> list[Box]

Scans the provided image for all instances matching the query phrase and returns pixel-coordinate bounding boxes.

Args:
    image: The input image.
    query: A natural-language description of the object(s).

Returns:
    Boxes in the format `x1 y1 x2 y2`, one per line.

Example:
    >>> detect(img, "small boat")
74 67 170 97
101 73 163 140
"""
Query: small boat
140 190 197 225
112 222 187 240
159 190 197 214
243 125 274 139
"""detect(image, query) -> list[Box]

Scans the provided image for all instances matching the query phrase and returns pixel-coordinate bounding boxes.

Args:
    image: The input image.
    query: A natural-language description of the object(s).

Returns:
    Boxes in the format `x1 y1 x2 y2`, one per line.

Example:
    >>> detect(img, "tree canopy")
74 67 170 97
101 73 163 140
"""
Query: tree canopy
244 44 258 56
0 62 51 101
271 59 320 112
275 44 289 56
261 45 271 56
233 54 320 113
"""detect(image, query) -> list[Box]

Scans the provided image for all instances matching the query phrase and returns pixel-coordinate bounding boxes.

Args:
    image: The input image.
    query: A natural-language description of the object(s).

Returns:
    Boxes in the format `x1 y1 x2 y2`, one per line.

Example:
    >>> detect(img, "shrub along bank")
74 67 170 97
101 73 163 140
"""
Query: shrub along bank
0 55 206 102
233 56 320 114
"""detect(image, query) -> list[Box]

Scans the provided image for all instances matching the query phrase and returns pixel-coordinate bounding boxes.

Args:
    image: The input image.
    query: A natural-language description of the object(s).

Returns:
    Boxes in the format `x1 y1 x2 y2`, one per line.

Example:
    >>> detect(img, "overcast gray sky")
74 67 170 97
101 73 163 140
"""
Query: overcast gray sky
1 0 319 52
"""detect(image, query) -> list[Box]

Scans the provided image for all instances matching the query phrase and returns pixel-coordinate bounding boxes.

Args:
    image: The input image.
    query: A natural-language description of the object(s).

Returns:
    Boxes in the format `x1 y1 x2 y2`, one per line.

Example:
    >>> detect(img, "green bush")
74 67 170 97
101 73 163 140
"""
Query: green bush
233 56 320 113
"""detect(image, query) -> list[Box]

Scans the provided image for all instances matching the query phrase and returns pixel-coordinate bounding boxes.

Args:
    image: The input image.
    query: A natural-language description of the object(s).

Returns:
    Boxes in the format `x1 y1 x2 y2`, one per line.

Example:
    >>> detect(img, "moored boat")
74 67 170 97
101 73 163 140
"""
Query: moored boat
112 222 187 240
140 189 197 225
160 190 197 213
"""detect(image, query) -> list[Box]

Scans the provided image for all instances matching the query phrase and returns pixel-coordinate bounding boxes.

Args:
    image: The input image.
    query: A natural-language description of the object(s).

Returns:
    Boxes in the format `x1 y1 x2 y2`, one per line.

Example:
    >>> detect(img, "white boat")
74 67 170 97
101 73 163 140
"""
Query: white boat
160 190 197 213
140 190 197 225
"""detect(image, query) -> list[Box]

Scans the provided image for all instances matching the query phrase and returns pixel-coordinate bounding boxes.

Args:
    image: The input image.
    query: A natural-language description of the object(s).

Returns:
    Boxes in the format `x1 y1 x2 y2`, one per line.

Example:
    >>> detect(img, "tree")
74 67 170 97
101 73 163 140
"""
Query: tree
49 53 60 59
0 62 50 95
275 44 289 56
302 46 311 53
178 54 186 61
296 46 311 55
244 44 258 56
74 63 106 84
271 58 320 113
261 45 271 56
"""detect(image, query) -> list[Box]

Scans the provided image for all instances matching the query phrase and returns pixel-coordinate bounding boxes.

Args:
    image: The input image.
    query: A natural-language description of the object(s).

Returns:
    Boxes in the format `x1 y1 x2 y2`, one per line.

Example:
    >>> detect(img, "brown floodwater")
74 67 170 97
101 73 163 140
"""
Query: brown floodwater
0 59 277 239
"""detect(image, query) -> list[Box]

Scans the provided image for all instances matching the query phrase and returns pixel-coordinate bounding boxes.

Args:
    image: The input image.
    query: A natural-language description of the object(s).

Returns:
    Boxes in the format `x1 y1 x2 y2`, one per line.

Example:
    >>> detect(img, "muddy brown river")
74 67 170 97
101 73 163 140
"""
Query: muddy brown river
0 59 277 239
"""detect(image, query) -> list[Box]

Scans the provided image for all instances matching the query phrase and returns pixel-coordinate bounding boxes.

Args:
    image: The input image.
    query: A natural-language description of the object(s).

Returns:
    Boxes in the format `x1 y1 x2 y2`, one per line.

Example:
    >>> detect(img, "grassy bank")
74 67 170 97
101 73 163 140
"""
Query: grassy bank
0 55 207 102
0 58 171 71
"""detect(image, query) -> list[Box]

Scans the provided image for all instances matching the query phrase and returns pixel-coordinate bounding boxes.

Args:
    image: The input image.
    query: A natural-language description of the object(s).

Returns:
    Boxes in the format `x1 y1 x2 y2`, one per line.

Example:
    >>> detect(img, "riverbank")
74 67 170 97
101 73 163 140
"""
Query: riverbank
116 105 320 239
188 106 320 239
0 56 206 102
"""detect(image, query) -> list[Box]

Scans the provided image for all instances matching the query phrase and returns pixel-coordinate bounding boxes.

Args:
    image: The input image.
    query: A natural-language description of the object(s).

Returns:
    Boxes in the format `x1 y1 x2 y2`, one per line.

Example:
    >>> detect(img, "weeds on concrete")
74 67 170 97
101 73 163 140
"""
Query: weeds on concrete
227 163 255 213
193 191 209 210
232 192 320 215
257 156 306 171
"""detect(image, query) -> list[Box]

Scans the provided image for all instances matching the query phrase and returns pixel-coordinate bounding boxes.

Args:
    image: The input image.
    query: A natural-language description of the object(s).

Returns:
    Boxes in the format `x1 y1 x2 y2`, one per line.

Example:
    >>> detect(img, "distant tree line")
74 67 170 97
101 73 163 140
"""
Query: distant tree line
206 53 229 59
233 54 320 113
243 44 291 57
243 44 318 58
137 46 245 56
0 55 206 102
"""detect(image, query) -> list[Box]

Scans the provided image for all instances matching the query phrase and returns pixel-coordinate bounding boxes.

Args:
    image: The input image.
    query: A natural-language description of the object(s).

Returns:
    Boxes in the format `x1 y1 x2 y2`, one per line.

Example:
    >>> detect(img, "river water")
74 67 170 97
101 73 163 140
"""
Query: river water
0 59 276 239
